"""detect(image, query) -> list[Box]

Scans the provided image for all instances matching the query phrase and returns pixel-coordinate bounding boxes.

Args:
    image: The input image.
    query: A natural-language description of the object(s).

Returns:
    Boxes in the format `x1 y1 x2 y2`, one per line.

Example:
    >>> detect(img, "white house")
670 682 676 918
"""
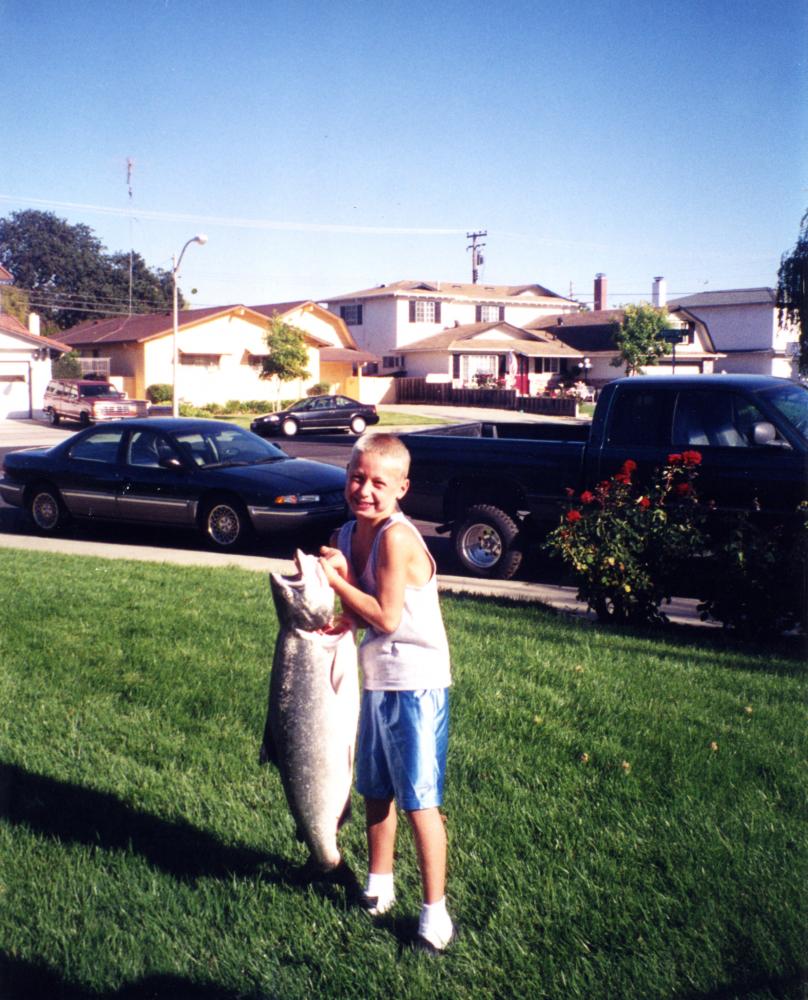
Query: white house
0 312 69 419
667 288 797 378
323 279 578 373
61 301 376 405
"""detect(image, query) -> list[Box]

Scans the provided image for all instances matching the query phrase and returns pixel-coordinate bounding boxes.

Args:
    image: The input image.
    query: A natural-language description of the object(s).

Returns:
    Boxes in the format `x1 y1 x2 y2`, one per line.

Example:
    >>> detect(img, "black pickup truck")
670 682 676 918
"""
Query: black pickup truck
401 374 808 579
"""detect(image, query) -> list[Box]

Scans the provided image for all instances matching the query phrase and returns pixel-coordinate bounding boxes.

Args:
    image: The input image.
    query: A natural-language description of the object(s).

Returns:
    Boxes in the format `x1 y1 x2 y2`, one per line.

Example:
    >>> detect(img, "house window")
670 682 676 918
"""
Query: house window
340 304 363 325
476 304 505 322
409 300 441 323
383 355 403 368
535 357 560 373
461 354 498 384
180 353 221 367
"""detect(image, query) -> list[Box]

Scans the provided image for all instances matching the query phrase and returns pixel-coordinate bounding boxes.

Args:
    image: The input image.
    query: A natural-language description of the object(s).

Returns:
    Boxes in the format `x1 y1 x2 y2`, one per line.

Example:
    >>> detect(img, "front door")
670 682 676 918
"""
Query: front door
117 428 197 525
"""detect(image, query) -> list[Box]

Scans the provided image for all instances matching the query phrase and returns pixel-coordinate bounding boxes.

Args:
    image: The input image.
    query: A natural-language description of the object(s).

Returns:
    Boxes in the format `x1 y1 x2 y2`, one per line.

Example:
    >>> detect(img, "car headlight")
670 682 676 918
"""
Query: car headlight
267 415 280 422
273 493 320 505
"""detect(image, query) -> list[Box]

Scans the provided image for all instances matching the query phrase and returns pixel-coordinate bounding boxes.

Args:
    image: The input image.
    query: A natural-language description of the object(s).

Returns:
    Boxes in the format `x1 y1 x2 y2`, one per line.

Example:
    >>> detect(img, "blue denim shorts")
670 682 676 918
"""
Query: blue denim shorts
356 689 449 811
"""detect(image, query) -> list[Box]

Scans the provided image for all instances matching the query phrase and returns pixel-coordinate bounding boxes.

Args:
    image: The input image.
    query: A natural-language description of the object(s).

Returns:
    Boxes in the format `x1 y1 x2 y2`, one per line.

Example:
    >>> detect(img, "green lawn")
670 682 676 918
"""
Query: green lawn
1 550 805 999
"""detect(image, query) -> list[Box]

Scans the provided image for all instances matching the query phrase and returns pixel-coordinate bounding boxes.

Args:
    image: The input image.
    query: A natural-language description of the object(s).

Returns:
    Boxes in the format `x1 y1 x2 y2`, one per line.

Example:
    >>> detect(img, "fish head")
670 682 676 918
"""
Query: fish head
269 549 335 631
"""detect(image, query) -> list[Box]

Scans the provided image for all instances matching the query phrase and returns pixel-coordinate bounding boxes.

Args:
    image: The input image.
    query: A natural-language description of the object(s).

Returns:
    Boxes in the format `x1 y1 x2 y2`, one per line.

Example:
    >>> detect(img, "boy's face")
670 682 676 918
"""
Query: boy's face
346 450 409 522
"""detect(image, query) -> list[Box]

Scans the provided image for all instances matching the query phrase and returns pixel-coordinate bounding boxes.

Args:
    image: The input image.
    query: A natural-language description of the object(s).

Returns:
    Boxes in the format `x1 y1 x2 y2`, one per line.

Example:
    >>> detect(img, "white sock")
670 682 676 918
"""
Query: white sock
364 872 395 913
418 897 454 949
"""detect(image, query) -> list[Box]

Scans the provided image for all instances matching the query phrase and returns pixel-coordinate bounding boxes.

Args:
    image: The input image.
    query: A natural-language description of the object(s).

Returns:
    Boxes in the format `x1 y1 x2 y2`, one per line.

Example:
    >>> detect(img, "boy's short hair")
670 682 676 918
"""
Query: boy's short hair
350 433 411 478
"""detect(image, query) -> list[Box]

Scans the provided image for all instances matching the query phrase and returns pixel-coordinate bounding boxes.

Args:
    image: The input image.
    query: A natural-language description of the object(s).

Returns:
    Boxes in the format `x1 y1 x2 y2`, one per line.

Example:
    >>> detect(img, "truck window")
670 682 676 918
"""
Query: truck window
606 390 672 447
673 391 768 448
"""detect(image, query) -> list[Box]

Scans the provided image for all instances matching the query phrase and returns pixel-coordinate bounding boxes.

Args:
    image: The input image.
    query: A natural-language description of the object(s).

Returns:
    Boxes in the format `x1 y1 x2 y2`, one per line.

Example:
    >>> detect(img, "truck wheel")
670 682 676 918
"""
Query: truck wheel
453 504 523 579
46 408 60 426
27 483 68 534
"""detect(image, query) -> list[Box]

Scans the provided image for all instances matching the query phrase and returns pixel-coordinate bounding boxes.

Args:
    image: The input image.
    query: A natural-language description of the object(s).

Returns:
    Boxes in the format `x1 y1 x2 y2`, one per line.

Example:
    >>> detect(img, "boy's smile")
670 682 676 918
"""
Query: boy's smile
346 451 409 523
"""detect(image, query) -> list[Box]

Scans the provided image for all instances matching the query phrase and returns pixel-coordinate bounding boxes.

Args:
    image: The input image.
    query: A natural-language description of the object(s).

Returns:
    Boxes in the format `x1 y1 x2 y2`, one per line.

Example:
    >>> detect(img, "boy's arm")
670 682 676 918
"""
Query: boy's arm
319 524 418 634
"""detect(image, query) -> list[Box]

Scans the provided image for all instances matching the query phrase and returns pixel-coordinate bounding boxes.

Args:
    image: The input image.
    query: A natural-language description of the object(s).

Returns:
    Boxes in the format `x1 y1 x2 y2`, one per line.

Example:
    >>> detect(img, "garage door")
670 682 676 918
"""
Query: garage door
0 368 31 418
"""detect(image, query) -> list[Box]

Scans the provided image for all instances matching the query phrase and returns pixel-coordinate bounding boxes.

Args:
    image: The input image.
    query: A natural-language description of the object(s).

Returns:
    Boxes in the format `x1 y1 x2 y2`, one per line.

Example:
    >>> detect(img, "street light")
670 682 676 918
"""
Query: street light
577 356 592 383
172 234 208 417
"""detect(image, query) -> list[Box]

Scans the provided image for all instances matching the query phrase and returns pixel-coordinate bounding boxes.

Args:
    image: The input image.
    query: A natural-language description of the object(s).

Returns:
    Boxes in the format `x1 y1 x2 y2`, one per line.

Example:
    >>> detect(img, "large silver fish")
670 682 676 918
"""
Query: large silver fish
260 550 359 872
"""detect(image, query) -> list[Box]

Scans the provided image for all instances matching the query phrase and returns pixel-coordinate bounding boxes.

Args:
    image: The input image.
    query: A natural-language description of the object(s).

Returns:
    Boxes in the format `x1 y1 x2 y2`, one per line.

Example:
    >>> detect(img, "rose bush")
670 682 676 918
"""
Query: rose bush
545 453 705 625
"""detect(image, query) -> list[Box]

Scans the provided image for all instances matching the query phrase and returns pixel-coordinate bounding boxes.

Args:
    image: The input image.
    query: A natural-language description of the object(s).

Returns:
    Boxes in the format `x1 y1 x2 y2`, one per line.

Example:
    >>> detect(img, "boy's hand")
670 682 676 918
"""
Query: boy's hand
319 546 349 584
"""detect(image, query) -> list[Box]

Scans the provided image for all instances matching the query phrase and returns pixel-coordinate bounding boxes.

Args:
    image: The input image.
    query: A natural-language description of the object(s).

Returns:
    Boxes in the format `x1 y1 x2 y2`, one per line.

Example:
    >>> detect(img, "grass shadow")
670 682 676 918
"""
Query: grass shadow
0 762 287 883
0 954 276 1000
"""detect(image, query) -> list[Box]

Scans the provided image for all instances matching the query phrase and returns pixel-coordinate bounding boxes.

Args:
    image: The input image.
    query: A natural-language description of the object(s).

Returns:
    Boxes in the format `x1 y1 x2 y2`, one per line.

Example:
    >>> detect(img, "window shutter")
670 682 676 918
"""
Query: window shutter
434 301 441 323
357 304 363 325
452 354 460 378
499 306 505 321
475 305 482 322
409 300 416 322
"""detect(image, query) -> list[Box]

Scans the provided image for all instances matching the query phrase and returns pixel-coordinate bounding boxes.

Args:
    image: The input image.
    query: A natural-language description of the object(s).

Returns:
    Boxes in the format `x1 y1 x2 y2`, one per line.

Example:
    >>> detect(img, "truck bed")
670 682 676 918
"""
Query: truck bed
407 420 592 443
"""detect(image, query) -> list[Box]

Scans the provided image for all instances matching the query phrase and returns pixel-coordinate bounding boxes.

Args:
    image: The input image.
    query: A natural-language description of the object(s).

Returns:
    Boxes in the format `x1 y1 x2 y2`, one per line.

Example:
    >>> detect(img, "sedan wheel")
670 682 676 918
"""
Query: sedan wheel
28 485 67 533
350 416 367 435
203 499 249 549
281 418 298 437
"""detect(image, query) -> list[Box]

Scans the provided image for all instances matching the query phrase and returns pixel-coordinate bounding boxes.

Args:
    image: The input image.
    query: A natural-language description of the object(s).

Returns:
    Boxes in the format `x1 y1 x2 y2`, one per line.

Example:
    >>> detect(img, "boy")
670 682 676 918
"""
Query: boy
318 434 455 954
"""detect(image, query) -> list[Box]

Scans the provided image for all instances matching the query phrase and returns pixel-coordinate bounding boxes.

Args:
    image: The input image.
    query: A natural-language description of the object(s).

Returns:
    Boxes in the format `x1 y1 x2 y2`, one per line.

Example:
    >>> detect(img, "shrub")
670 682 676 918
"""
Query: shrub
697 503 808 637
545 452 705 625
146 383 173 404
52 351 82 379
307 382 330 397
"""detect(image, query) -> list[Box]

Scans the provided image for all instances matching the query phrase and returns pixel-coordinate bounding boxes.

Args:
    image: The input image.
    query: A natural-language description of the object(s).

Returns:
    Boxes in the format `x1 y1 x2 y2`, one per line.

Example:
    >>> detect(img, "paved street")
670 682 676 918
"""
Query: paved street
0 412 709 626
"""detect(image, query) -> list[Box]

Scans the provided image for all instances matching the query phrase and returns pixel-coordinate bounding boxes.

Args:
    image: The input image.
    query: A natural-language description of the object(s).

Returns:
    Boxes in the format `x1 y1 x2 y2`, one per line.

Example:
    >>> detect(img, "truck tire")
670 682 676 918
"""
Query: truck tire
452 504 523 579
46 408 60 426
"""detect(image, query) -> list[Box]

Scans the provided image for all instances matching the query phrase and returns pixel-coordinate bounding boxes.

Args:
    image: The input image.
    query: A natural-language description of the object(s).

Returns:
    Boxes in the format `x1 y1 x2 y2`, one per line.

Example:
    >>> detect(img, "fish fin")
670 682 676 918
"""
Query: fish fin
258 716 279 768
337 794 352 830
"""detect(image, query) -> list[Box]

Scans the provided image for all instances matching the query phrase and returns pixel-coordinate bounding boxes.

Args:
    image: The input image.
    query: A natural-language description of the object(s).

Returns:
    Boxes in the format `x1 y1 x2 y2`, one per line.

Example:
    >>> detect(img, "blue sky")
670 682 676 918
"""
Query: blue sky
2 0 805 313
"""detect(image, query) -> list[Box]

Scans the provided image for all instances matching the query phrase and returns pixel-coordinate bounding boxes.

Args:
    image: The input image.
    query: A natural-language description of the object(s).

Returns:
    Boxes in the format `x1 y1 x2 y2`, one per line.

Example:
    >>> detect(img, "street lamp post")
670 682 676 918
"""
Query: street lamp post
172 234 208 417
577 356 592 384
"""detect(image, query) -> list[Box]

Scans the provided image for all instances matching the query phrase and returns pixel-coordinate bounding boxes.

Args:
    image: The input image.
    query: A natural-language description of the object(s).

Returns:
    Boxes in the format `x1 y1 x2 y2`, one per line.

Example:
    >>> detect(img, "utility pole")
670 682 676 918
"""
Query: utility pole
466 230 487 284
126 158 134 315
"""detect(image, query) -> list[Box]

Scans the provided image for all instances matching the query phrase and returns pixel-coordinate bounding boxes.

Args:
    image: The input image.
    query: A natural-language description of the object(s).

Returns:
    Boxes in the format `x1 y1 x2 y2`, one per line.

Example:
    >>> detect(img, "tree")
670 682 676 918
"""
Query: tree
777 209 808 376
0 209 178 331
611 303 671 376
52 350 82 379
260 317 311 409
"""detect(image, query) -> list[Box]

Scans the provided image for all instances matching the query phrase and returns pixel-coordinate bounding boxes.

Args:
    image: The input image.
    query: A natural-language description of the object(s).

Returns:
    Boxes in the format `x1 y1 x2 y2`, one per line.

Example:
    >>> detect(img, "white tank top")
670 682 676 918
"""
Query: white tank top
337 512 451 691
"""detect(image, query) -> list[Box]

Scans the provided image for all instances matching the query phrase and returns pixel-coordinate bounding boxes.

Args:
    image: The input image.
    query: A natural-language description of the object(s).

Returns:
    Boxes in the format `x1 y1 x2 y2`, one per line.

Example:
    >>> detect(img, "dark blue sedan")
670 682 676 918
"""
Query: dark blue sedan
0 418 346 550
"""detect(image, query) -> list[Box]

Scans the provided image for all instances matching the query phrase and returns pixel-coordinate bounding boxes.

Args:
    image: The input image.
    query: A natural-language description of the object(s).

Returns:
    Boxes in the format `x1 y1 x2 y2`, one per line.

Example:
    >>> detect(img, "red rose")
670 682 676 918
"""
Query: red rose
614 472 631 484
674 483 691 496
668 453 683 464
638 496 651 509
580 490 594 503
682 450 702 466
566 509 582 523
622 459 638 473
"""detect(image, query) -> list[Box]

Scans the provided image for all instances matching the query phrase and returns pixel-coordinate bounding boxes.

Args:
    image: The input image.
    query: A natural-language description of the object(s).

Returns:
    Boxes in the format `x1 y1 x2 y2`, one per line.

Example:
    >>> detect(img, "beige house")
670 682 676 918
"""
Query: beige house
60 301 376 405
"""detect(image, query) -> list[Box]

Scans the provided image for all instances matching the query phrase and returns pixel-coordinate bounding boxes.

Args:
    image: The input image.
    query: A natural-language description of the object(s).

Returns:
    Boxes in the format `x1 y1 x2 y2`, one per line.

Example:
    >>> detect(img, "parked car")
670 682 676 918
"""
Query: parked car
43 378 147 426
0 418 347 550
401 374 808 579
250 395 380 438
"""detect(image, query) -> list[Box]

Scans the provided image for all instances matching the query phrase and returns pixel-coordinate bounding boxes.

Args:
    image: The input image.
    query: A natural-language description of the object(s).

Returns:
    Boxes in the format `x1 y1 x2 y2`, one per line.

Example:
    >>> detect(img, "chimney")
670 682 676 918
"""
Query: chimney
652 276 667 308
594 273 607 311
28 313 41 337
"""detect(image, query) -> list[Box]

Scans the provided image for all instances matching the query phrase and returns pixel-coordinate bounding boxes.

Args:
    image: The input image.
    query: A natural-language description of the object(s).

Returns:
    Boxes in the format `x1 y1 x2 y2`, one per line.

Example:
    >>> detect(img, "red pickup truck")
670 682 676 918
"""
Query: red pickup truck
43 378 148 426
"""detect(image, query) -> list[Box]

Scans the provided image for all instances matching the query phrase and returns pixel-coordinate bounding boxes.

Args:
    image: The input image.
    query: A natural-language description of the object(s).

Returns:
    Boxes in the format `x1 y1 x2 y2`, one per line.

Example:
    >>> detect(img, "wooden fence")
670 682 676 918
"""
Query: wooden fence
394 378 579 417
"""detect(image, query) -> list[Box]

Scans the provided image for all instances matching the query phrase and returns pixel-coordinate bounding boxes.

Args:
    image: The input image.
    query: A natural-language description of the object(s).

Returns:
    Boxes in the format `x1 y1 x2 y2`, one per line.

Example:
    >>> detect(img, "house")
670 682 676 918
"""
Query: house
323 279 578 373
667 288 797 378
60 301 376 405
0 312 70 419
398 307 720 395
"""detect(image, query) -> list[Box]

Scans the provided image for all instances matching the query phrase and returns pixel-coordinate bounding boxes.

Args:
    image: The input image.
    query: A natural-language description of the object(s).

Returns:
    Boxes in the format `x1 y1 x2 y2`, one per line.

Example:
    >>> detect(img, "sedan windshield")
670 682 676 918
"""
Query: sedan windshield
759 383 808 440
171 425 287 467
